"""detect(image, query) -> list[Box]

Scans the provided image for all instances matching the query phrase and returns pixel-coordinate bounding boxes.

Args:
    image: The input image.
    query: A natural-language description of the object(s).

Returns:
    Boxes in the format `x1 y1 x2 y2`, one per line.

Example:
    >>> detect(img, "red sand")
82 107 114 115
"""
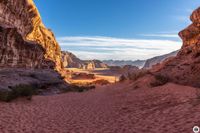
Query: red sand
0 83 200 133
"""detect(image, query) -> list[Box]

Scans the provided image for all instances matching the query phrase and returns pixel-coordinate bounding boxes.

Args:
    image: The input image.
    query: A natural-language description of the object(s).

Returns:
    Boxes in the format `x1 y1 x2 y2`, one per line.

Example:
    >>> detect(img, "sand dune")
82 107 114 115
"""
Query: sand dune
0 83 199 133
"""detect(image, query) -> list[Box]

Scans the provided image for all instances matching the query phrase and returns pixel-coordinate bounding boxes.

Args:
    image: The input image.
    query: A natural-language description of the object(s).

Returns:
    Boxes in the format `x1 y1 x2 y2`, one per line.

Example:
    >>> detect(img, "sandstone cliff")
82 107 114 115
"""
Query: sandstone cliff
83 60 108 70
61 51 84 68
0 0 62 70
61 51 108 69
152 7 200 87
0 0 69 101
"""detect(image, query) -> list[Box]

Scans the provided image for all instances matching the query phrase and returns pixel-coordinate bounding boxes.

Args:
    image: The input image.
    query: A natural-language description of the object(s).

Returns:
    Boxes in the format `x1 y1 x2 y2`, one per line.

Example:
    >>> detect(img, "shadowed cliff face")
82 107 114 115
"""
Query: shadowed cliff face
0 0 62 70
0 0 70 99
152 7 200 87
0 26 56 68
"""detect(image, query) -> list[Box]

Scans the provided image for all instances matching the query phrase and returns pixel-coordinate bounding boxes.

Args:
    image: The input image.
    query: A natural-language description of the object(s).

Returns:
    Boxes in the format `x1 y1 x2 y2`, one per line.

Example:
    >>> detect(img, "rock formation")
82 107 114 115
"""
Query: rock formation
0 0 69 100
152 7 200 87
0 0 62 70
61 51 108 69
143 50 179 69
62 51 84 68
83 60 108 70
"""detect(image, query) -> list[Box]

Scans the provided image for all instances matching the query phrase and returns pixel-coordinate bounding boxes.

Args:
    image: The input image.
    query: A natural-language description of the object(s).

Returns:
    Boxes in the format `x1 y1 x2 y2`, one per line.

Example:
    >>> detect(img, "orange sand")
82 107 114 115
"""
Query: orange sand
66 68 120 84
0 83 200 133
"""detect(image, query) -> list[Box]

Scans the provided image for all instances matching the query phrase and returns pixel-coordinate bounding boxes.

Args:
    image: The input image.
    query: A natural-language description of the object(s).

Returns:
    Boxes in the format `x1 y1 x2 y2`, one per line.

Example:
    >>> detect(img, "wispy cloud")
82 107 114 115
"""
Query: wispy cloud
140 34 179 38
57 36 182 60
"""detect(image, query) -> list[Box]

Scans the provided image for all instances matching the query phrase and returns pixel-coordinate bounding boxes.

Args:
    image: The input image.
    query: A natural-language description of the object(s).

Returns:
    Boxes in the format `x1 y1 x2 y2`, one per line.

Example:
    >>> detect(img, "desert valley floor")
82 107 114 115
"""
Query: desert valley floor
0 82 200 133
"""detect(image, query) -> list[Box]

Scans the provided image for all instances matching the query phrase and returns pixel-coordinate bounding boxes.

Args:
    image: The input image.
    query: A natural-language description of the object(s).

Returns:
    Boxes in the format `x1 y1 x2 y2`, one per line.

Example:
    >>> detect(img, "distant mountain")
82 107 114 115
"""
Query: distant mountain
62 50 179 70
143 50 179 69
102 60 146 68
61 51 108 69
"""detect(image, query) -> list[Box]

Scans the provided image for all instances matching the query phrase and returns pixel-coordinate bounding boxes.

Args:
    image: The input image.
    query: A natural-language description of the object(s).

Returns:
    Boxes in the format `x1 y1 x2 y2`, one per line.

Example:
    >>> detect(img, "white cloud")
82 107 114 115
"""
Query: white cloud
57 36 182 60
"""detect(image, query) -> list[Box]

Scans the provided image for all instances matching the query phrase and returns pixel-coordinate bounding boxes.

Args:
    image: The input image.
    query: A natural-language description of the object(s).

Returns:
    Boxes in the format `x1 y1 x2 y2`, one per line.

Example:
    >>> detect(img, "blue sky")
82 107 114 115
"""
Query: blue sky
34 0 200 60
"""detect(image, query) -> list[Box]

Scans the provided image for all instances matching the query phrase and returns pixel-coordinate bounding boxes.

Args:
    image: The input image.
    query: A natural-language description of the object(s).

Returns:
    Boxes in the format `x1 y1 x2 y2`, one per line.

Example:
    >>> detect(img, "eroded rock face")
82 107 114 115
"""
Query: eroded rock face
83 60 108 70
179 8 200 53
153 7 200 87
0 0 70 98
0 26 56 68
61 51 108 69
61 51 84 68
0 0 62 70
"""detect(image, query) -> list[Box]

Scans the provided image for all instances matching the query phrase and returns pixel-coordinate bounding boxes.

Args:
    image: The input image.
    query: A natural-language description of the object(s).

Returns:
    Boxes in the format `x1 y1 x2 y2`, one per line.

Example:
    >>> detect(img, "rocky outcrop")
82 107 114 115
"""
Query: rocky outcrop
0 0 62 70
153 7 200 87
0 0 70 100
83 60 108 70
179 8 200 55
143 50 179 69
61 51 108 69
0 68 68 97
62 51 84 68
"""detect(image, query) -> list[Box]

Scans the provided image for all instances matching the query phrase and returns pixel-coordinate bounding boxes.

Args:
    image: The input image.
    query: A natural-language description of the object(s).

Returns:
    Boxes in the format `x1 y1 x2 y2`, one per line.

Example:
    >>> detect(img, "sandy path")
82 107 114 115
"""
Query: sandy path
0 83 200 133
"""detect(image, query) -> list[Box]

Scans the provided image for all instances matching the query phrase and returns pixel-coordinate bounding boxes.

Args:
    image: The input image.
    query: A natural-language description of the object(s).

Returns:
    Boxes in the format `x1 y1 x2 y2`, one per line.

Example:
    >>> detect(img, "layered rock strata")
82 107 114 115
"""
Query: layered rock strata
0 0 62 70
0 0 69 100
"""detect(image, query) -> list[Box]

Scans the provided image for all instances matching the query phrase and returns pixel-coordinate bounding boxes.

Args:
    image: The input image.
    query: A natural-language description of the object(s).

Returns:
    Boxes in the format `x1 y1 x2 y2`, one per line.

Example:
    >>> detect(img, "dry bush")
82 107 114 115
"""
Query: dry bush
150 74 169 87
127 69 149 81
119 74 127 82
66 84 95 93
0 84 34 102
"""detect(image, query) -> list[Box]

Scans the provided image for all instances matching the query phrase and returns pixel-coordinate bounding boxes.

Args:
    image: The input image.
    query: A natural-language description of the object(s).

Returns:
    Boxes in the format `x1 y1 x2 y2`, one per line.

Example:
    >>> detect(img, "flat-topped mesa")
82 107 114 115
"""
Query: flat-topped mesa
178 7 200 55
0 0 62 70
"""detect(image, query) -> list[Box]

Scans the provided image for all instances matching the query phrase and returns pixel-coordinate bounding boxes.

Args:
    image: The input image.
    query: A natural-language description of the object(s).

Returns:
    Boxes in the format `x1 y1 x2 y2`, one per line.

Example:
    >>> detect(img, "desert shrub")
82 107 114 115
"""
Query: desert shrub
127 69 149 81
119 74 127 82
150 74 169 87
66 84 95 93
0 90 13 102
0 84 35 102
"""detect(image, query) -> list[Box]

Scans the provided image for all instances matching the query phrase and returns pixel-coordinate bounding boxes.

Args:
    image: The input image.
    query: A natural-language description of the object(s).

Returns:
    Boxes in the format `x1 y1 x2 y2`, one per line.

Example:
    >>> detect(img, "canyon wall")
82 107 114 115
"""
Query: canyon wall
153 7 200 87
0 0 62 70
